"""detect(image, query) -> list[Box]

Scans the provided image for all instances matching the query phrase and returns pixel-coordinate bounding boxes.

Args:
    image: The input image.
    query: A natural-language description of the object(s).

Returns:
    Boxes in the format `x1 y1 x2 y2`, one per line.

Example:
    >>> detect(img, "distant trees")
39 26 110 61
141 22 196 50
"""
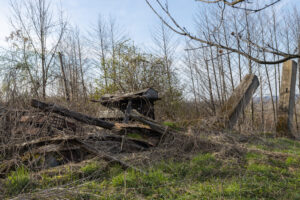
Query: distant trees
145 0 299 65
90 16 182 118
7 0 67 100
89 16 128 95
1 0 300 130
0 0 182 119
151 21 182 118
58 28 88 102
174 0 300 130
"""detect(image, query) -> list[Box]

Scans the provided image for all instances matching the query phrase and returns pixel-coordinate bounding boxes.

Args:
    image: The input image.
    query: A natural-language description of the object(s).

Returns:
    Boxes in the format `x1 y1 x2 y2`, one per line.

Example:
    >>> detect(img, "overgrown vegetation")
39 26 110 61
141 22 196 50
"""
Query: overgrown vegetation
0 0 300 199
2 136 300 199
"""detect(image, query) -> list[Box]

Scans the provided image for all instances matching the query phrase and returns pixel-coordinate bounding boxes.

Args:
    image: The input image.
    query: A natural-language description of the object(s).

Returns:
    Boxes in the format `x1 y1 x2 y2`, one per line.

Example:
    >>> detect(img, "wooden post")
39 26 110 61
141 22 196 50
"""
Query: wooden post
218 74 259 129
276 60 297 138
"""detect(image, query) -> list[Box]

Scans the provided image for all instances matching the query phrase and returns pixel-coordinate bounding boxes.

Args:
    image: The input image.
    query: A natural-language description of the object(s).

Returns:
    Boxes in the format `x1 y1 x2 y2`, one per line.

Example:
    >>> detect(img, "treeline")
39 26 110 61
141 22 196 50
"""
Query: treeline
181 4 300 131
0 0 182 119
0 0 300 131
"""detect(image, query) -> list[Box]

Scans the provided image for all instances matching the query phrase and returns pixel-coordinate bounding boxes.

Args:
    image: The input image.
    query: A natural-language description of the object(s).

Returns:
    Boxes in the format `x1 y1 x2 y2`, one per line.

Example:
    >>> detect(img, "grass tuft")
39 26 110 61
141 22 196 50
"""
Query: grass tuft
5 166 31 196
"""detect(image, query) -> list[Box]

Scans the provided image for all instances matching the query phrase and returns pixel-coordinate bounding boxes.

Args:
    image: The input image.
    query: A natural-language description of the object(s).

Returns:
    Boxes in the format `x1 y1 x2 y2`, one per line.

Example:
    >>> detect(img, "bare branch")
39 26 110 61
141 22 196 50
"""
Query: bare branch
145 0 300 65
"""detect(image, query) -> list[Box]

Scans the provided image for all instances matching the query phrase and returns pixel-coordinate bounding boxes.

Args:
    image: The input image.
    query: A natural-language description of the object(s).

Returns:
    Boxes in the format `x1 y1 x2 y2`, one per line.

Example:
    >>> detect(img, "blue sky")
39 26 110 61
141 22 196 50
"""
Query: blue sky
0 0 299 47
59 0 199 46
0 0 199 47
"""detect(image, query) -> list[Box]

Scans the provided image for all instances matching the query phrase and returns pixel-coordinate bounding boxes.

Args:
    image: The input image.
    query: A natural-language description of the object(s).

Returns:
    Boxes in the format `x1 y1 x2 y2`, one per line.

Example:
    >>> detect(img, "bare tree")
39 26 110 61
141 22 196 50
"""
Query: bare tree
9 0 67 99
196 0 281 12
145 0 299 65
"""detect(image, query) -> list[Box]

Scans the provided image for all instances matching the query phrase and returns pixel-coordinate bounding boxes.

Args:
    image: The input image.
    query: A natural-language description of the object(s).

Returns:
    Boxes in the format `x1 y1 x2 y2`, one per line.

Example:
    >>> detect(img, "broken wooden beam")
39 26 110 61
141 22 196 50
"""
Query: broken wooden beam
92 88 159 120
31 99 115 130
276 60 297 138
218 74 259 129
31 99 166 137
129 110 170 136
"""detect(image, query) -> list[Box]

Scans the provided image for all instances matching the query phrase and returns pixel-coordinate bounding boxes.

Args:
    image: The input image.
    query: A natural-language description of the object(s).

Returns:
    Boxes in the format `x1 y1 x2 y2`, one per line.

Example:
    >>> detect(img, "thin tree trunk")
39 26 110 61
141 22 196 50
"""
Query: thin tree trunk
258 66 264 132
186 50 199 114
222 23 234 91
77 38 87 101
245 12 254 128
58 52 70 101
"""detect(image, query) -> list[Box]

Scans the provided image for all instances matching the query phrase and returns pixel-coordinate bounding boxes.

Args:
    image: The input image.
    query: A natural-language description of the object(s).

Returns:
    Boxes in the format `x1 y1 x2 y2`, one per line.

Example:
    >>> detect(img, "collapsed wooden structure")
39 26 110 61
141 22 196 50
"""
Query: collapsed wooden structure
0 98 171 176
2 60 300 183
92 88 160 120
0 77 263 176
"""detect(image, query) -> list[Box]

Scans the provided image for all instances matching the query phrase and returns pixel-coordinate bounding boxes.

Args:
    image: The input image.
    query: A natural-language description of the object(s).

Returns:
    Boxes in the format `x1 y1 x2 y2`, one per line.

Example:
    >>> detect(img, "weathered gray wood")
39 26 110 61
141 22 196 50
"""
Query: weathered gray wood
31 99 115 130
129 110 169 136
31 99 163 136
276 60 297 138
123 100 132 123
92 88 159 119
218 74 259 129
95 88 159 103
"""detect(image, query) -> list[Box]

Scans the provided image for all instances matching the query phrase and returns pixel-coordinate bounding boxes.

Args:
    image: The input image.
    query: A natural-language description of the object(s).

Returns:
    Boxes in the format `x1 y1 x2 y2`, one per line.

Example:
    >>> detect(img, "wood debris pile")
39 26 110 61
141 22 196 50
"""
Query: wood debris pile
0 89 173 177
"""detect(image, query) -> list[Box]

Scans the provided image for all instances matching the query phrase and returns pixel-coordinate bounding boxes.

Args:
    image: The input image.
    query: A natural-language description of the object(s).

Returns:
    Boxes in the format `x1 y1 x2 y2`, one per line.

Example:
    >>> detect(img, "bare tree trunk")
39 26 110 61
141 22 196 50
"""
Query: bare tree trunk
58 52 70 101
209 46 221 105
272 11 281 108
9 0 67 100
258 66 264 131
222 23 234 91
204 59 216 114
77 36 87 101
41 28 46 99
260 21 276 127
245 12 254 128
186 49 199 114
22 39 39 98
264 63 276 125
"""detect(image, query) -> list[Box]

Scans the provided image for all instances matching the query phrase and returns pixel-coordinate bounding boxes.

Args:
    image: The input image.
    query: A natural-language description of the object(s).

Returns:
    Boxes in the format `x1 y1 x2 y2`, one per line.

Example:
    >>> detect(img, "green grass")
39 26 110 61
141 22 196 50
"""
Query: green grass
80 161 103 176
3 137 300 199
5 166 32 196
249 137 300 154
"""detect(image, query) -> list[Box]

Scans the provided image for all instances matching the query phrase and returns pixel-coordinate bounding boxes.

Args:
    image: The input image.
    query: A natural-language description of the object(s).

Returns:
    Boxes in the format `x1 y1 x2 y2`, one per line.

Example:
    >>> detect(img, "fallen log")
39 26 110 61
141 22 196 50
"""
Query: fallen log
31 99 115 130
31 99 163 136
